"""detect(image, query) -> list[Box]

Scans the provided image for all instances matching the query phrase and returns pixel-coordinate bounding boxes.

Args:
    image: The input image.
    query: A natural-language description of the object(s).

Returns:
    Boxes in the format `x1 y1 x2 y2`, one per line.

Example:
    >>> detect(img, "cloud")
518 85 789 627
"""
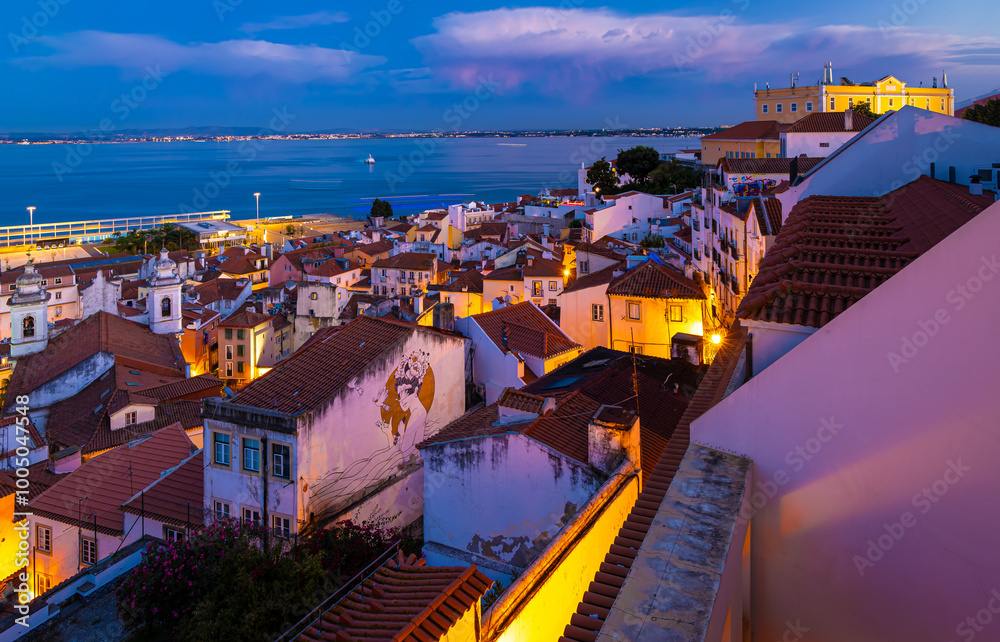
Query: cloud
14 31 385 83
411 8 1000 93
239 11 350 34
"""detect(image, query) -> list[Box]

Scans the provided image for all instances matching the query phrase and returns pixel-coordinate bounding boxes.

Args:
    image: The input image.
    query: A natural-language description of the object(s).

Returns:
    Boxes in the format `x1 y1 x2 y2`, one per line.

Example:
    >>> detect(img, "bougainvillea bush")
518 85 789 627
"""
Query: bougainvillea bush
117 517 420 641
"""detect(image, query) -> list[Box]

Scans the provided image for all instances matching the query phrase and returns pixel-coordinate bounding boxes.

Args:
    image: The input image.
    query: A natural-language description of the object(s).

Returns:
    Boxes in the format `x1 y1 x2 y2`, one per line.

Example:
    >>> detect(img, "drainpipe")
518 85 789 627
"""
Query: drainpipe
262 436 269 550
606 292 614 351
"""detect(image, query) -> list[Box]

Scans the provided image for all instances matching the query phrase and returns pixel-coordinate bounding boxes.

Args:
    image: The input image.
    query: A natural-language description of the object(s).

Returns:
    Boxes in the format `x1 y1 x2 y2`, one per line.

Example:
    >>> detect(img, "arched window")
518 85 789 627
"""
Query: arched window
22 316 35 338
161 296 172 319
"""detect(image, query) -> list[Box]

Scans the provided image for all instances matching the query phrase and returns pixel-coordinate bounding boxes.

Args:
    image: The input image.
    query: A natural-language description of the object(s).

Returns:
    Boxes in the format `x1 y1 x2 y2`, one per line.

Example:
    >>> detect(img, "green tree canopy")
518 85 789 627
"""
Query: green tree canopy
586 157 618 198
110 223 200 255
615 145 661 184
370 198 394 219
851 102 881 119
646 160 701 195
961 98 1000 127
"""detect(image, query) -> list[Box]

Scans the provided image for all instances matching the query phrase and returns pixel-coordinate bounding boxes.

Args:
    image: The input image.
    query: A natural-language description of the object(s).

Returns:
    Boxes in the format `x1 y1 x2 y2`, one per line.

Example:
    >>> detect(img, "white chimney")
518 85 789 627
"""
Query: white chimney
971 183 983 195
844 109 853 131
588 406 640 475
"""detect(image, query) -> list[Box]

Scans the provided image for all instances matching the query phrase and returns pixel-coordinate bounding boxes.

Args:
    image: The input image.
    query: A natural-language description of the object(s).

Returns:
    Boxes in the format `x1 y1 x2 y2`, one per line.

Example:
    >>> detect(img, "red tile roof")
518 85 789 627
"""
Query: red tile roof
220 310 274 328
372 252 440 272
29 424 195 535
718 157 825 175
523 256 566 278
423 210 449 221
561 262 625 294
229 316 453 415
4 312 185 413
296 552 493 642
606 260 705 300
752 198 783 235
352 240 394 257
141 374 222 402
497 389 546 414
121 450 205 529
482 265 523 282
218 253 267 275
472 302 581 360
784 111 876 133
737 175 994 328
0 461 61 502
192 278 250 306
435 269 484 294
700 120 788 141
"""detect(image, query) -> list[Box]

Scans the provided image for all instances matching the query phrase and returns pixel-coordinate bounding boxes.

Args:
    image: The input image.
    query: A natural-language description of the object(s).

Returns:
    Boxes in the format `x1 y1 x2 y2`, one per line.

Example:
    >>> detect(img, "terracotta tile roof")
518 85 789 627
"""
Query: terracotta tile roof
497 389 546 414
218 253 267 275
141 374 222 402
471 302 581 360
737 175 992 328
606 260 705 300
674 226 693 243
784 111 876 133
121 451 205 528
416 224 438 233
279 248 339 272
0 461 61 502
719 157 825 175
700 120 787 141
192 278 249 306
337 294 389 321
4 312 185 413
119 279 142 300
523 256 566 278
482 265 522 282
752 198 784 235
423 210 449 221
353 240 394 257
561 262 624 294
558 327 747 642
220 310 274 328
417 404 504 448
227 316 428 415
29 424 195 535
435 269 484 294
372 252 441 272
297 552 493 642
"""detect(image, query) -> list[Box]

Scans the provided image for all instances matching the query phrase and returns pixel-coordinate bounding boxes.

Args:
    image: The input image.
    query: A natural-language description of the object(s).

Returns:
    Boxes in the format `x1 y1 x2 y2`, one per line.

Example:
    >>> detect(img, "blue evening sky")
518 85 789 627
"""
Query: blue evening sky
1 0 996 132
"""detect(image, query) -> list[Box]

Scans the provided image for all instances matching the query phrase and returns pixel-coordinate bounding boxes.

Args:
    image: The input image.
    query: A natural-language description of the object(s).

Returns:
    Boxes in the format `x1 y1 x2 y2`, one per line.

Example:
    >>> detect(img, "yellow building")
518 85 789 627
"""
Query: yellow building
755 65 953 124
700 121 785 166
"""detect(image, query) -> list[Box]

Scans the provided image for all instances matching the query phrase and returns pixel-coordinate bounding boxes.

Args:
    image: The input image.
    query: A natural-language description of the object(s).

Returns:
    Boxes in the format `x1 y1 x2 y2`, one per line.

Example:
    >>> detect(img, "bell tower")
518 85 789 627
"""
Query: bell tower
9 260 51 358
148 248 183 335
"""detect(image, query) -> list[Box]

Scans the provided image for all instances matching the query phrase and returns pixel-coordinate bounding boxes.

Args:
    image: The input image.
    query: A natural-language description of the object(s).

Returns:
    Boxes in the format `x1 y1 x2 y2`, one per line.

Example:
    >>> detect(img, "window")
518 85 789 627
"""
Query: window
310 292 317 300
225 328 233 339
775 103 783 113
36 573 52 596
54 277 62 285
830 97 836 110
237 344 245 357
273 444 291 479
243 438 260 472
164 527 185 543
161 297 171 319
214 432 231 466
226 363 233 377
548 280 557 291
509 284 515 293
627 301 641 320
669 305 683 322
237 362 245 374
81 537 97 566
889 98 893 107
940 99 945 110
806 101 813 111
226 345 233 360
848 97 854 108
55 291 62 300
125 411 137 425
214 500 231 521
579 260 589 273
629 345 644 355
272 515 291 538
532 281 542 297
761 104 768 114
790 102 797 112
237 329 245 340
242 507 261 524
819 142 830 148
443 295 450 303
592 304 604 322
37 525 51 553
22 316 34 338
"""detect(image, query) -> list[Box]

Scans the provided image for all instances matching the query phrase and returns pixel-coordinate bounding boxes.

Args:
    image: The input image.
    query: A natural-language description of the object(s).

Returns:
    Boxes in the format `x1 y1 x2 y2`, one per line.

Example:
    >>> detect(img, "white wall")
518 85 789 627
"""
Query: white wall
782 130 857 158
691 201 1000 641
456 316 525 404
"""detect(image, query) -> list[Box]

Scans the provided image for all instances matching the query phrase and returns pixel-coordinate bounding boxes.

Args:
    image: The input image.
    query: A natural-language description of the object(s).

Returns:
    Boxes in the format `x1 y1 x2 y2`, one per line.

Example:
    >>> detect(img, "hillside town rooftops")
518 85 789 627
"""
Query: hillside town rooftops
606 260 704 300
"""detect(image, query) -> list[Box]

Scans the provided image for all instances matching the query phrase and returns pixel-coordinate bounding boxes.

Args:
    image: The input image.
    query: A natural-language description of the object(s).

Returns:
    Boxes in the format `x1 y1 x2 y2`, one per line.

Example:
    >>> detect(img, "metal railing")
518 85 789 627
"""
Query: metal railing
273 541 401 642
0 211 230 249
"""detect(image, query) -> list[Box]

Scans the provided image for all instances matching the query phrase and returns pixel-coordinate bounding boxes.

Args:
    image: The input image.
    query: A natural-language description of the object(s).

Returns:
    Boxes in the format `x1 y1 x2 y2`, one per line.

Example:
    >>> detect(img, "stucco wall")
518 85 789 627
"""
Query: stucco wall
422 433 605 572
691 201 1000 641
558 286 610 352
608 296 704 358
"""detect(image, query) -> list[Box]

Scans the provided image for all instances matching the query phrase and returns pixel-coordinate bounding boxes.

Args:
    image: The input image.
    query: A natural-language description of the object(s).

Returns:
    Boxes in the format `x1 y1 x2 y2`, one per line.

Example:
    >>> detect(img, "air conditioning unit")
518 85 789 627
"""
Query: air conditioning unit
973 167 999 190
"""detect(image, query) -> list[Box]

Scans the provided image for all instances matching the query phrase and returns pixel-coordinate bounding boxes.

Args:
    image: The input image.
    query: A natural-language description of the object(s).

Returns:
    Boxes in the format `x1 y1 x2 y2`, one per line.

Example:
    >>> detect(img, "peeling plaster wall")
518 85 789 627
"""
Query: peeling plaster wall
297 330 467 525
422 433 604 572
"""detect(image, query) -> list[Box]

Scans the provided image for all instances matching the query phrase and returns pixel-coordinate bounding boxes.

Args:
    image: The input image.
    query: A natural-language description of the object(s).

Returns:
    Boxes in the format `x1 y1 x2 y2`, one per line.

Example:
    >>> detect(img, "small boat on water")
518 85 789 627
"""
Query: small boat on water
364 154 375 164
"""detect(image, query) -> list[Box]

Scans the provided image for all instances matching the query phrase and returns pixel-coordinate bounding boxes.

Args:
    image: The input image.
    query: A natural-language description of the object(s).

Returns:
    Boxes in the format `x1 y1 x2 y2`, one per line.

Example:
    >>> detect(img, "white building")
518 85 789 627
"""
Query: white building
586 192 671 244
147 249 183 335
778 110 876 159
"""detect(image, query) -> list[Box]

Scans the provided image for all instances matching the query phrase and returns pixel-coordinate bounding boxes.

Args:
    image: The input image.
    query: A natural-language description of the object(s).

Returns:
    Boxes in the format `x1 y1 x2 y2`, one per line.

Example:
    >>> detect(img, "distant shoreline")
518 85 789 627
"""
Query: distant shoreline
0 129 721 146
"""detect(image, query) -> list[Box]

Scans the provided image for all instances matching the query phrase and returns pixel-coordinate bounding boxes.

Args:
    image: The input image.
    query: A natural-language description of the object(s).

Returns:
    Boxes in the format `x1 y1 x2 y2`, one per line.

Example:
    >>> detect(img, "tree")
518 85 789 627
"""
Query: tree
646 160 700 195
370 198 394 219
851 102 881 119
615 146 661 184
110 223 199 255
586 157 618 198
285 224 295 235
567 219 583 229
961 98 1000 127
639 233 665 248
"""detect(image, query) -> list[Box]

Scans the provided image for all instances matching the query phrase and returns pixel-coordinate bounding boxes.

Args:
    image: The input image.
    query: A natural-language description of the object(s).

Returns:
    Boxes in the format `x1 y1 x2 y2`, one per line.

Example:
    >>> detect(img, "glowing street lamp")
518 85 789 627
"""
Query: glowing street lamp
26 206 35 246
711 333 722 344
254 193 261 226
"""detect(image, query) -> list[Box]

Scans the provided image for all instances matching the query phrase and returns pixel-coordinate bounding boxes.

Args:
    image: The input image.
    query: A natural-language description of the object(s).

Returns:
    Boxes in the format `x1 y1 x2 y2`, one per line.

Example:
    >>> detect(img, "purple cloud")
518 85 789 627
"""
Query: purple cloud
239 11 351 35
14 31 385 83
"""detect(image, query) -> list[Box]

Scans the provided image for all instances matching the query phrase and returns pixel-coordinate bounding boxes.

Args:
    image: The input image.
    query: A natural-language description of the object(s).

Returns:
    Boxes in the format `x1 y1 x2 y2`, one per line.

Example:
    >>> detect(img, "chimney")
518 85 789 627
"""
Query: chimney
588 405 640 475
433 302 455 331
51 446 82 474
970 179 983 196
789 156 800 185
413 292 423 315
844 108 853 131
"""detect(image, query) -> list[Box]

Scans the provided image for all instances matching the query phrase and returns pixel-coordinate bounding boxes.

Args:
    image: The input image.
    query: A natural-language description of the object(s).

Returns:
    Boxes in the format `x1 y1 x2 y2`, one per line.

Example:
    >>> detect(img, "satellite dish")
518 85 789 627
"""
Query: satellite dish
222 386 235 399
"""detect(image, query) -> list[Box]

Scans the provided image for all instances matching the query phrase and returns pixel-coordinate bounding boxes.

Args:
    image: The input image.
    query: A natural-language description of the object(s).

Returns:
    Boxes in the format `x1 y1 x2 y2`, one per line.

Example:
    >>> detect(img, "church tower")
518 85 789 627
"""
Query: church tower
148 248 183 335
10 261 51 358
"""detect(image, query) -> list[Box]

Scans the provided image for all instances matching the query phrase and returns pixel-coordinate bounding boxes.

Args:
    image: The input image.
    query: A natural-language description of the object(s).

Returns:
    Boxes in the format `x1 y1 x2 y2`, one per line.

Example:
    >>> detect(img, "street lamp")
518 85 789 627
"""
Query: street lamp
26 206 35 247
254 193 261 226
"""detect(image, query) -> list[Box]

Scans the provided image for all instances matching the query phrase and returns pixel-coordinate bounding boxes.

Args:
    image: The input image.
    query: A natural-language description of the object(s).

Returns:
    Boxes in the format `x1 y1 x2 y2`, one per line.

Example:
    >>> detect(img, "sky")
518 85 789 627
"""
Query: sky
1 0 997 133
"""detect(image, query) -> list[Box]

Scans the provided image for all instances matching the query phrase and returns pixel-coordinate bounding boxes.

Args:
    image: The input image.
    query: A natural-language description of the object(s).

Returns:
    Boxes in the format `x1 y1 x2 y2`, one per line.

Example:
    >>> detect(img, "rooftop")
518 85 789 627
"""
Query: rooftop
718 156 825 175
471 301 580 360
606 260 705 300
700 120 788 141
784 111 876 133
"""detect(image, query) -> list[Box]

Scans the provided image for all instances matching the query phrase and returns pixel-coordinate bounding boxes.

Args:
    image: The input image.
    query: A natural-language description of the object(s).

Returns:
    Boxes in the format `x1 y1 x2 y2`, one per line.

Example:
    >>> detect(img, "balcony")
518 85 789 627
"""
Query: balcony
730 245 739 260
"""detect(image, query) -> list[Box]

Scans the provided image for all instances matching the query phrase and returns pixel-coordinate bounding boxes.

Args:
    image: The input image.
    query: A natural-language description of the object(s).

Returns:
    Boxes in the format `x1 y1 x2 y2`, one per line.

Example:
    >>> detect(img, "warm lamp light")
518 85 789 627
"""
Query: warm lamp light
563 269 570 276
711 334 722 344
